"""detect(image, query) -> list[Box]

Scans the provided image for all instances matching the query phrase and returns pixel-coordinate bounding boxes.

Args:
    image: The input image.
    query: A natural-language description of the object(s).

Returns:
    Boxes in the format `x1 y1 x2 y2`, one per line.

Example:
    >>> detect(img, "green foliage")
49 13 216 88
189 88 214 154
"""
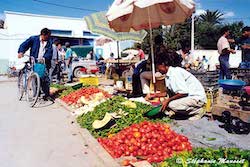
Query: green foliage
140 10 245 51
77 96 153 138
154 148 250 167
199 10 224 25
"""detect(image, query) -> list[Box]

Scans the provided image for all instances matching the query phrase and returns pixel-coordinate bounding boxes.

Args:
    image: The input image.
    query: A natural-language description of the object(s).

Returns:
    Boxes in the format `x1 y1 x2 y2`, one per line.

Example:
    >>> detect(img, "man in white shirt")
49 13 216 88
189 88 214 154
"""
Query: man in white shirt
217 26 236 79
148 51 207 121
176 40 192 70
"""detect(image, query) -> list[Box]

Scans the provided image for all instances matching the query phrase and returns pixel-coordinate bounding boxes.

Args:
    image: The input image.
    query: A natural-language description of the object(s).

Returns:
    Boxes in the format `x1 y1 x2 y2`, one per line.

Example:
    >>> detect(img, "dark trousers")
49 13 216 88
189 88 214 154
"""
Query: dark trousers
132 74 143 95
219 54 231 79
41 70 50 97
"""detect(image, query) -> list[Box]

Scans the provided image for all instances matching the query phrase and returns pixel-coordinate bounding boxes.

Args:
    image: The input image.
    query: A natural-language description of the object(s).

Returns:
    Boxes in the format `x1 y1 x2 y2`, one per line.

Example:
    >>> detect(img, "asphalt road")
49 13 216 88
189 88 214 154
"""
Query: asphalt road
0 81 107 167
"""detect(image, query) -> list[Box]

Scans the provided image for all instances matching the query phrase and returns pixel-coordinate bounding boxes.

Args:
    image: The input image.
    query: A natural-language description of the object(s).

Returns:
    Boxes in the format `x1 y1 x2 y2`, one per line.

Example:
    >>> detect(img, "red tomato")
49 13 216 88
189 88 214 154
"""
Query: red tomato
133 132 141 138
121 159 130 166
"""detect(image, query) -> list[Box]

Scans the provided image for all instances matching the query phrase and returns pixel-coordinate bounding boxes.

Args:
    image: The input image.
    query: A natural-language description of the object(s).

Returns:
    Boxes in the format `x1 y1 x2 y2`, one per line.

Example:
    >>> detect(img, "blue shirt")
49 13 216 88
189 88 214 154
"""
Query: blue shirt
18 35 53 60
65 48 72 60
236 37 250 62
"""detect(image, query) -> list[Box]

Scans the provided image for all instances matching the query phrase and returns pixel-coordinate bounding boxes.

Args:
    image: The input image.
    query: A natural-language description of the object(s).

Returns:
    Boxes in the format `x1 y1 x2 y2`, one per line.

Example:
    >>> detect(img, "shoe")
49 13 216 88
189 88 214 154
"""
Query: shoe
188 108 205 121
66 80 72 83
43 95 54 102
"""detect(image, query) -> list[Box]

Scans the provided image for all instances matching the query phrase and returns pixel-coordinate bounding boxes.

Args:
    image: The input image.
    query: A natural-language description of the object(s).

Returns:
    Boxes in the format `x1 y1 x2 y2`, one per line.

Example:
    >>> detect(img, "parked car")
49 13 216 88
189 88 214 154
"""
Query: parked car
72 57 99 78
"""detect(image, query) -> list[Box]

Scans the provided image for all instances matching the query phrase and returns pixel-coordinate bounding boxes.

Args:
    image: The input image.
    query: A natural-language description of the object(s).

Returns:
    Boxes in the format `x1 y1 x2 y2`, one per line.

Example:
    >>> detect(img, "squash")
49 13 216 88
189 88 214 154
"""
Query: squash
121 100 137 108
92 113 112 129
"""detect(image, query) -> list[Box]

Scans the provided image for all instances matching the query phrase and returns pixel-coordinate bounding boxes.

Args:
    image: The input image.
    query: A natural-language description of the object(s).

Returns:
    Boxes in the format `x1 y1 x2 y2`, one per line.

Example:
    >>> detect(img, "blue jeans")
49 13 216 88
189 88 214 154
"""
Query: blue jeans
219 54 231 79
67 63 73 82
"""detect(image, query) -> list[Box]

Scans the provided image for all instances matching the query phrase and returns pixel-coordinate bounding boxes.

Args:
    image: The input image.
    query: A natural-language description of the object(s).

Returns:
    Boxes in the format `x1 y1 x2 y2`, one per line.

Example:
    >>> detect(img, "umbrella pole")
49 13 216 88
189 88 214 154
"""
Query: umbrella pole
147 7 156 84
117 41 120 78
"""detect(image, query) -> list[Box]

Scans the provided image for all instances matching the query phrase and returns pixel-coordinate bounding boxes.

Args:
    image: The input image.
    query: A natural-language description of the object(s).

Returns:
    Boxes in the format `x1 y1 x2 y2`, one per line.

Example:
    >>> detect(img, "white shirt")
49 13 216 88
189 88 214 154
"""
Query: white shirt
165 67 207 103
38 37 47 60
176 50 193 67
217 36 230 54
86 53 92 60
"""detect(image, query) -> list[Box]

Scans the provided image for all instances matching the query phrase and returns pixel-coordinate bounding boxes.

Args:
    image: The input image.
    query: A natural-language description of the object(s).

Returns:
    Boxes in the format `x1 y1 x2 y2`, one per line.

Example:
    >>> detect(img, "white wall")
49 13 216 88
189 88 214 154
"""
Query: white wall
0 11 90 63
192 50 242 71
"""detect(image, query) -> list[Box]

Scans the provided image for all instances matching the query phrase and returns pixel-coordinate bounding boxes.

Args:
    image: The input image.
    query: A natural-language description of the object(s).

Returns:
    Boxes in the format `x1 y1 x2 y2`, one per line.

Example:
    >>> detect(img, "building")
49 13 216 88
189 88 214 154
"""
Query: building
0 11 122 74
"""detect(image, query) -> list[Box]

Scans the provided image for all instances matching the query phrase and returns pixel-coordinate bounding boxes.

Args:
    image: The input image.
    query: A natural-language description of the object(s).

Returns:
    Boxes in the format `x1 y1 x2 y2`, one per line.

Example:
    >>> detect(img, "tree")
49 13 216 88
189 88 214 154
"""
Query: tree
196 10 224 49
199 10 224 25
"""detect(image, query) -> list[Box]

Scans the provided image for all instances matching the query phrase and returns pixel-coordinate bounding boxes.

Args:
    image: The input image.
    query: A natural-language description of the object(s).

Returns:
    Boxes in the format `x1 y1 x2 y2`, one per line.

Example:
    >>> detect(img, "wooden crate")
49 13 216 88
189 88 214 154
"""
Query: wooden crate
211 92 250 123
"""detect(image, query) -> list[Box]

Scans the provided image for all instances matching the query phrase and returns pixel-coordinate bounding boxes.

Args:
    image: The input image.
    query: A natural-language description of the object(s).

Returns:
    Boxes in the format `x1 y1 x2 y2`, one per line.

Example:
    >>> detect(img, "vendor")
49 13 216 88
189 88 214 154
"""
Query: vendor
147 51 207 121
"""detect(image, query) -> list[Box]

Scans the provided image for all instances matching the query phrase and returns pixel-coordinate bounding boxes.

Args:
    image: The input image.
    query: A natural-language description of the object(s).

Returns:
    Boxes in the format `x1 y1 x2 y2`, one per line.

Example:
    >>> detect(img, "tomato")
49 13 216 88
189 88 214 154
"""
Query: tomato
121 159 130 166
141 137 147 142
137 149 143 156
180 135 188 142
145 133 152 139
130 138 137 145
157 150 163 156
147 157 154 163
133 132 141 138
132 127 139 132
125 151 130 156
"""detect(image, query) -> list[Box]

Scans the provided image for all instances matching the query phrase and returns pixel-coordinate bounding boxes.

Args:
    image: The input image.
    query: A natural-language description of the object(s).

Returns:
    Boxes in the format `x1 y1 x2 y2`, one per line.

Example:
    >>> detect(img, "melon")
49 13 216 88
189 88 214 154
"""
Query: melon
92 113 112 129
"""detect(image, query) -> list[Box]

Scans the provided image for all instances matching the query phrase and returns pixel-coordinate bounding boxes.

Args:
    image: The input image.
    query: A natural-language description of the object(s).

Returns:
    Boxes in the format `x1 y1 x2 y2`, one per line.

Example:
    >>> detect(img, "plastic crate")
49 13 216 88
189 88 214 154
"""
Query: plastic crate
79 75 99 86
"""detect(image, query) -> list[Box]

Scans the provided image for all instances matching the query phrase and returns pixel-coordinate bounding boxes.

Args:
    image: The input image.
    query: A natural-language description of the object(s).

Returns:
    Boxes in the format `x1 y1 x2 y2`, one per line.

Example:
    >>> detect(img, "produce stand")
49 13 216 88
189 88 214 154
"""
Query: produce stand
211 91 250 123
51 82 250 166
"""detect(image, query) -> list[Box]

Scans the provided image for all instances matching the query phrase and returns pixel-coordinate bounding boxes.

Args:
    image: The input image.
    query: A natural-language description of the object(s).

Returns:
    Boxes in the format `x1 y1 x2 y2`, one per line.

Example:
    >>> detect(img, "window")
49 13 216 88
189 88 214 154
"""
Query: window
83 31 98 37
51 30 72 36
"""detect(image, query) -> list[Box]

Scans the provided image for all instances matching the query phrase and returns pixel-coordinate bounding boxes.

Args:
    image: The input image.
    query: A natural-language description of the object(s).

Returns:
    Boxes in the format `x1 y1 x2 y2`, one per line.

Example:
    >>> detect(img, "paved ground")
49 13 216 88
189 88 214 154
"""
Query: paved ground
0 81 110 167
172 117 250 150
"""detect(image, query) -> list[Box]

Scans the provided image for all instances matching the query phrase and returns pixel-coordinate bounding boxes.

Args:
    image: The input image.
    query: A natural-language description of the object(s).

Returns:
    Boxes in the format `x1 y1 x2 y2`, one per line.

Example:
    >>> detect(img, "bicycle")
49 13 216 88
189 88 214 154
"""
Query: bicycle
17 55 41 107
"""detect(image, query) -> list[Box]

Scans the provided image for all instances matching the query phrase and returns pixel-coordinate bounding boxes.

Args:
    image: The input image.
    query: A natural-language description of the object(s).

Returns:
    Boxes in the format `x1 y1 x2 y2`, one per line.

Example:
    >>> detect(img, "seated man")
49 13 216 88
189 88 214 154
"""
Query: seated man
147 51 207 121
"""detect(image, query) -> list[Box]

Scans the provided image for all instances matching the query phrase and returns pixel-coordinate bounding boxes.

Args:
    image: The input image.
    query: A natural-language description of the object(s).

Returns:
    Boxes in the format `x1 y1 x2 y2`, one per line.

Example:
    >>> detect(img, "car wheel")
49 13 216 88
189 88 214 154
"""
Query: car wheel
73 66 86 78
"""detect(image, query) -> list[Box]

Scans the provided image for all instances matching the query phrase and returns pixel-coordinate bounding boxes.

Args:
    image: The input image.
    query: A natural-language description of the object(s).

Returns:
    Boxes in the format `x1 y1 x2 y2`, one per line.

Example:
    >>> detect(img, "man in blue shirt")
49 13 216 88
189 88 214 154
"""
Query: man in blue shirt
18 28 53 100
238 27 250 64
65 42 73 83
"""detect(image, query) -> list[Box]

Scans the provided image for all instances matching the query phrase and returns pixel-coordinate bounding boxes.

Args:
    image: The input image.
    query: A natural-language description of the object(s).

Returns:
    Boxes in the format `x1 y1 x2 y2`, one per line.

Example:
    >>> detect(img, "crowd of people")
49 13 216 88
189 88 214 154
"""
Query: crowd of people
17 28 80 100
217 26 250 79
17 26 249 120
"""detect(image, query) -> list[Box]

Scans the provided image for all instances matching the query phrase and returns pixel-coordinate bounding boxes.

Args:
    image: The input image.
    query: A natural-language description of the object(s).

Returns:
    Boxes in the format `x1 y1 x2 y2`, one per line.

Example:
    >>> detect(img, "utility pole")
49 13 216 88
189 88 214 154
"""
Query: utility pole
191 13 195 52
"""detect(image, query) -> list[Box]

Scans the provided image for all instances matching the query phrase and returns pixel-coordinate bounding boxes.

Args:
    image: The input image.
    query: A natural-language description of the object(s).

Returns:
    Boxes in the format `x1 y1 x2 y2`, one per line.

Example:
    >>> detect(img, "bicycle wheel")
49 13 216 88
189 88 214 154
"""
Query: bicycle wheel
27 72 40 107
18 71 25 100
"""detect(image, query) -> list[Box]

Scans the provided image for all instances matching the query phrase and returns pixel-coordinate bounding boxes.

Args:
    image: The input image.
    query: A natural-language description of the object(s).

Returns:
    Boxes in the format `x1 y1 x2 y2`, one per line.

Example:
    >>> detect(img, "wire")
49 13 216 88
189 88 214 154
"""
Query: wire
33 0 99 12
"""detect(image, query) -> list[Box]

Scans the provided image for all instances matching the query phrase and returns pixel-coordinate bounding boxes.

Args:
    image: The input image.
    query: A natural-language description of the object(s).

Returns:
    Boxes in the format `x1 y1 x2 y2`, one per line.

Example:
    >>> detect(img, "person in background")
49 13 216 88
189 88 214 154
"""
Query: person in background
176 40 192 70
217 26 236 79
147 52 207 121
65 42 73 83
236 26 250 68
18 28 53 100
201 55 209 71
105 52 116 78
97 55 106 74
86 50 93 60
140 35 180 95
49 39 64 84
136 45 145 60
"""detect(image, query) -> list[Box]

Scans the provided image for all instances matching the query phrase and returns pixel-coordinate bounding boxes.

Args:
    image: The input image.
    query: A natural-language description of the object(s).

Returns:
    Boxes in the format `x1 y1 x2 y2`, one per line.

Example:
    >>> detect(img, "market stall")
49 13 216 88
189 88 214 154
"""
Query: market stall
50 81 250 166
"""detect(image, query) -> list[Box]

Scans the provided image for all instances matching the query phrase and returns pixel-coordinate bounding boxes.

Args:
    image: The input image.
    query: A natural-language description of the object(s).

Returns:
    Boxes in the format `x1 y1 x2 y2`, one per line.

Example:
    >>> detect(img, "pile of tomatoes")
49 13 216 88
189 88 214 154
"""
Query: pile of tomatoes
98 121 192 163
61 87 111 105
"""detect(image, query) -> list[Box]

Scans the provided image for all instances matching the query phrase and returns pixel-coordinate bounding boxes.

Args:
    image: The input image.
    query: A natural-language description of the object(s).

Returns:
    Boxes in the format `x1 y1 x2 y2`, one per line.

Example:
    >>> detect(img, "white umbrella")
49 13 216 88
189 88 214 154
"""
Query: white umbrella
106 0 195 82
122 49 139 55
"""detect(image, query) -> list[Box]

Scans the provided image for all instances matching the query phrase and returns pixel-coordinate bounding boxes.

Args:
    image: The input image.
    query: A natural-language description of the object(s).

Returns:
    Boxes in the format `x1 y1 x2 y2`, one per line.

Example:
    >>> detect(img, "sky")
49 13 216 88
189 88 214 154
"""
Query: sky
0 0 250 25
